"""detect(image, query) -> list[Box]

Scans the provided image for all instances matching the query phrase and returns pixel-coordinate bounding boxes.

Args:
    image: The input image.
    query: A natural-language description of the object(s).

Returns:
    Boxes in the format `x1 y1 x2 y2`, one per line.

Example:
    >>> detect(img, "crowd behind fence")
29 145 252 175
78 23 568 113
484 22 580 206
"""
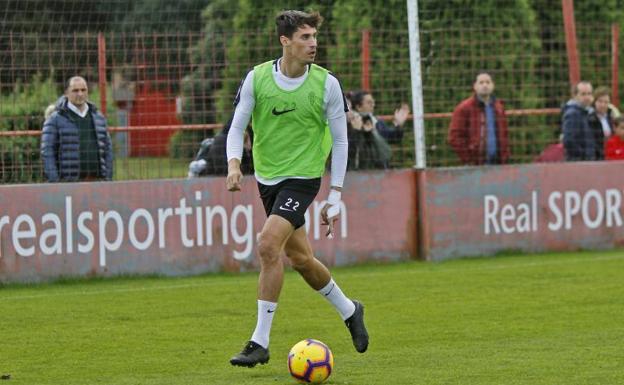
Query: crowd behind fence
1 2 623 184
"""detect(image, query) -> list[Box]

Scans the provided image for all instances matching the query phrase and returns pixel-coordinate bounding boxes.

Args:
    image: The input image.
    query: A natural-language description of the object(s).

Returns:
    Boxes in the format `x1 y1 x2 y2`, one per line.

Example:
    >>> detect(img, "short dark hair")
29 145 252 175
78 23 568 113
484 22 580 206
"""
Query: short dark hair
350 90 371 111
275 10 323 39
593 86 610 100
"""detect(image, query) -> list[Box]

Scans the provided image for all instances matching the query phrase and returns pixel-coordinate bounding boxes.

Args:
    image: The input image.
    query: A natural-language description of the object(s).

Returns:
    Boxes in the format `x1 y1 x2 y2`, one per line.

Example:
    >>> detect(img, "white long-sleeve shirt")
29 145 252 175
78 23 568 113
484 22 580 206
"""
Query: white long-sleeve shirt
226 58 348 188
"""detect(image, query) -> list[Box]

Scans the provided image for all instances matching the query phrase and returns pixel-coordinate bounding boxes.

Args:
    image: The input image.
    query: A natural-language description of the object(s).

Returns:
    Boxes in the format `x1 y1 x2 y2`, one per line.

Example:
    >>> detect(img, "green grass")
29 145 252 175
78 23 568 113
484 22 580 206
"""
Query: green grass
113 157 190 181
1 251 623 385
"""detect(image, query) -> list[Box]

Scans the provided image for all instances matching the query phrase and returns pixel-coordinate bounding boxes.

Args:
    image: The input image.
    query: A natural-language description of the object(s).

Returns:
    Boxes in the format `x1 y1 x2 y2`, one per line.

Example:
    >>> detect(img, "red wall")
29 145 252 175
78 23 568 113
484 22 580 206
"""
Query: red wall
6 161 622 282
421 161 624 260
128 85 180 156
0 170 417 283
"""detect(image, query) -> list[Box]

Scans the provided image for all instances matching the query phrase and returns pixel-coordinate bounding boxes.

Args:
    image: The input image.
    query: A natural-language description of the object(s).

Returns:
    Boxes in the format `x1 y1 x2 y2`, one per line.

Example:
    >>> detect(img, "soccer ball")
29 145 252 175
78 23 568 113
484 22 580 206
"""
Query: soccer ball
287 339 334 384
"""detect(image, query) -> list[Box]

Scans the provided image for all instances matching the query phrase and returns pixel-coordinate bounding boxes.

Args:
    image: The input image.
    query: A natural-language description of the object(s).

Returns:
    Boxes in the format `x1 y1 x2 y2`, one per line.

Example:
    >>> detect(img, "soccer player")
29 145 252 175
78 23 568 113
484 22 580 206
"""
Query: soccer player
226 10 369 367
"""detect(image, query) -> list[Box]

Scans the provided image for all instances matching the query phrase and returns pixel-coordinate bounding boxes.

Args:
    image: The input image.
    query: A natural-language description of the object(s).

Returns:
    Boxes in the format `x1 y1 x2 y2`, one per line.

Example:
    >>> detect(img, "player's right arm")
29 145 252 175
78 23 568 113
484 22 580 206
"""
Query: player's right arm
226 70 255 191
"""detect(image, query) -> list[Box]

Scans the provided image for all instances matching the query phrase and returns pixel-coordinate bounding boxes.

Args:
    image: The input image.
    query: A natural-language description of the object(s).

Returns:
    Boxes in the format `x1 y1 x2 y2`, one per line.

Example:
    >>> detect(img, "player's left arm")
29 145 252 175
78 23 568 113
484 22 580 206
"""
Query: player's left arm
321 73 349 236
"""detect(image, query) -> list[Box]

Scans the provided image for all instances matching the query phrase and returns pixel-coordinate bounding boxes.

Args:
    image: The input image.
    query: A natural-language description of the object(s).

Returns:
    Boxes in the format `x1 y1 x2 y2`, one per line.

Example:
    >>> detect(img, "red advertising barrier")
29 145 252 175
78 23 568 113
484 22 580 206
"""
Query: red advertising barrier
6 161 624 281
421 162 624 261
0 170 417 283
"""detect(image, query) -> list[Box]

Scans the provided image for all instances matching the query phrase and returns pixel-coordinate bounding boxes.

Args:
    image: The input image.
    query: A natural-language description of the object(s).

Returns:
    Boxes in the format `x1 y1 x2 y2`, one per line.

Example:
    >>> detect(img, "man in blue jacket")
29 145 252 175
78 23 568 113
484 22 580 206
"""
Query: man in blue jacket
562 81 596 161
41 76 113 182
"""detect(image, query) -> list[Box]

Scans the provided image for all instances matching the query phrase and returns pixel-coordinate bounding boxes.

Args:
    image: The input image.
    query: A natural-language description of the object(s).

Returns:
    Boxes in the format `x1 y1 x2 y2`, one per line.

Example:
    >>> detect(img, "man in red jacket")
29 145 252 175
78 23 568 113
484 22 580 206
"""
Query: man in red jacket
448 72 510 165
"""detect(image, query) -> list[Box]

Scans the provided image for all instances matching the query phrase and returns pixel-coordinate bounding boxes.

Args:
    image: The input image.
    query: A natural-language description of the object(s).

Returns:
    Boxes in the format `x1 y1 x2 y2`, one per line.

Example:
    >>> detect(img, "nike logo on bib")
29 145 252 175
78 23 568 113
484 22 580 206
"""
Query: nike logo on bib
272 107 296 116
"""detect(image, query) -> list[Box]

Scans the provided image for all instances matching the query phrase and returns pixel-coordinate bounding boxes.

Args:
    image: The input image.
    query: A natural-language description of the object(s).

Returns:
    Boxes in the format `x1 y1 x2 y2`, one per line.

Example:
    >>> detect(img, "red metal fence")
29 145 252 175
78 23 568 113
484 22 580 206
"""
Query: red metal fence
1 10 622 183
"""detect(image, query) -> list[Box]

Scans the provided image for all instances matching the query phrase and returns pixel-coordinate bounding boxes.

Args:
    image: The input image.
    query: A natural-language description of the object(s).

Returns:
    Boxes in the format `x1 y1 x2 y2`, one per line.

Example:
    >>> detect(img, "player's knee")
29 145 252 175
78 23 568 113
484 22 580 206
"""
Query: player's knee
290 255 314 274
257 237 281 264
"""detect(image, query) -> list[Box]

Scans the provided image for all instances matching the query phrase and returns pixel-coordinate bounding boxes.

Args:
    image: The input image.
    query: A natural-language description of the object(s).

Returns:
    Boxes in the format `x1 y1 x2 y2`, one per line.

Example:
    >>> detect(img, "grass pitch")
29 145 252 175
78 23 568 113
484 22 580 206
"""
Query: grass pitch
1 250 623 385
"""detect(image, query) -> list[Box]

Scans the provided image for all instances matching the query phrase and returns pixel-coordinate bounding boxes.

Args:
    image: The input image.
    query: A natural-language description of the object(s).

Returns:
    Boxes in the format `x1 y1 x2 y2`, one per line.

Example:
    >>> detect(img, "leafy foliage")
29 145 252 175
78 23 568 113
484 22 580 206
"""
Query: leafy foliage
0 74 58 183
5 1 624 170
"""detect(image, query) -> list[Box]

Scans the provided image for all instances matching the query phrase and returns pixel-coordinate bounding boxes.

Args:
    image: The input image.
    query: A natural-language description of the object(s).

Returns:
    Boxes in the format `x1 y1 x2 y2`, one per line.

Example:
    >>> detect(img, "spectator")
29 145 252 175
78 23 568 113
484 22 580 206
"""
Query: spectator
44 104 56 120
188 117 253 177
41 76 113 182
350 90 409 144
448 72 509 165
535 133 565 163
588 86 617 160
562 81 596 161
609 103 622 118
344 92 390 170
605 116 624 160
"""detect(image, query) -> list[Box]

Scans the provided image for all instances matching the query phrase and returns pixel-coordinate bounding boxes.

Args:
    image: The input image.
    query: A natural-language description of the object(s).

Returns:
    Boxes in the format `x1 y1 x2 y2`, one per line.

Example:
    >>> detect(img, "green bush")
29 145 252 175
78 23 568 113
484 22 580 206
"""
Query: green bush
168 129 206 159
0 74 59 183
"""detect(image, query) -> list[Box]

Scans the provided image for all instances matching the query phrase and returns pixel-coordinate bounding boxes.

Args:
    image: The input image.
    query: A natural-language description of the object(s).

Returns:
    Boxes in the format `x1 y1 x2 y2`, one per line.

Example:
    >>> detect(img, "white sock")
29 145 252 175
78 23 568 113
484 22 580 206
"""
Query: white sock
250 300 277 349
318 278 356 320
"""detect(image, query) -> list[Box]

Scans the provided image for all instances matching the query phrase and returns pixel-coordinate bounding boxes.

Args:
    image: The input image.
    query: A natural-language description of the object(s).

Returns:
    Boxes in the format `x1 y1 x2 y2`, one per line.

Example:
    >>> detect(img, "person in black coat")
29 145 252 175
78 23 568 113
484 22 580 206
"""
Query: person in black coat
562 81 597 161
344 91 391 170
349 90 409 144
587 86 617 160
41 76 113 182
187 116 253 177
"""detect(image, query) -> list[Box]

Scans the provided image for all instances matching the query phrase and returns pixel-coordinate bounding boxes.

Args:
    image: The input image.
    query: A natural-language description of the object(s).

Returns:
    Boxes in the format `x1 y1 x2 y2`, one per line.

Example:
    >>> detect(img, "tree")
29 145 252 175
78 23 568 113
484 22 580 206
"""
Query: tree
530 0 624 105
0 74 58 183
115 0 209 33
171 0 240 157
329 0 410 106
415 0 543 165
212 0 332 123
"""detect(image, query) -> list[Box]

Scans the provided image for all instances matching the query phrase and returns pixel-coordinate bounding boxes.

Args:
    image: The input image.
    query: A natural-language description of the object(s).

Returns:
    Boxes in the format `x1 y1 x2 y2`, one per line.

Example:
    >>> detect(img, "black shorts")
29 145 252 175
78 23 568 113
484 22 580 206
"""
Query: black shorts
257 178 321 229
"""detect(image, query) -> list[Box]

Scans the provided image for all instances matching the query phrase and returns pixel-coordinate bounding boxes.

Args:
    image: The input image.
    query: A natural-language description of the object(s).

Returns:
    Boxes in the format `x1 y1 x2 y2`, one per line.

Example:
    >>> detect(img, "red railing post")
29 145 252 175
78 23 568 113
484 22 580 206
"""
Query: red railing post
97 32 107 115
562 0 580 87
361 29 370 92
612 24 620 107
